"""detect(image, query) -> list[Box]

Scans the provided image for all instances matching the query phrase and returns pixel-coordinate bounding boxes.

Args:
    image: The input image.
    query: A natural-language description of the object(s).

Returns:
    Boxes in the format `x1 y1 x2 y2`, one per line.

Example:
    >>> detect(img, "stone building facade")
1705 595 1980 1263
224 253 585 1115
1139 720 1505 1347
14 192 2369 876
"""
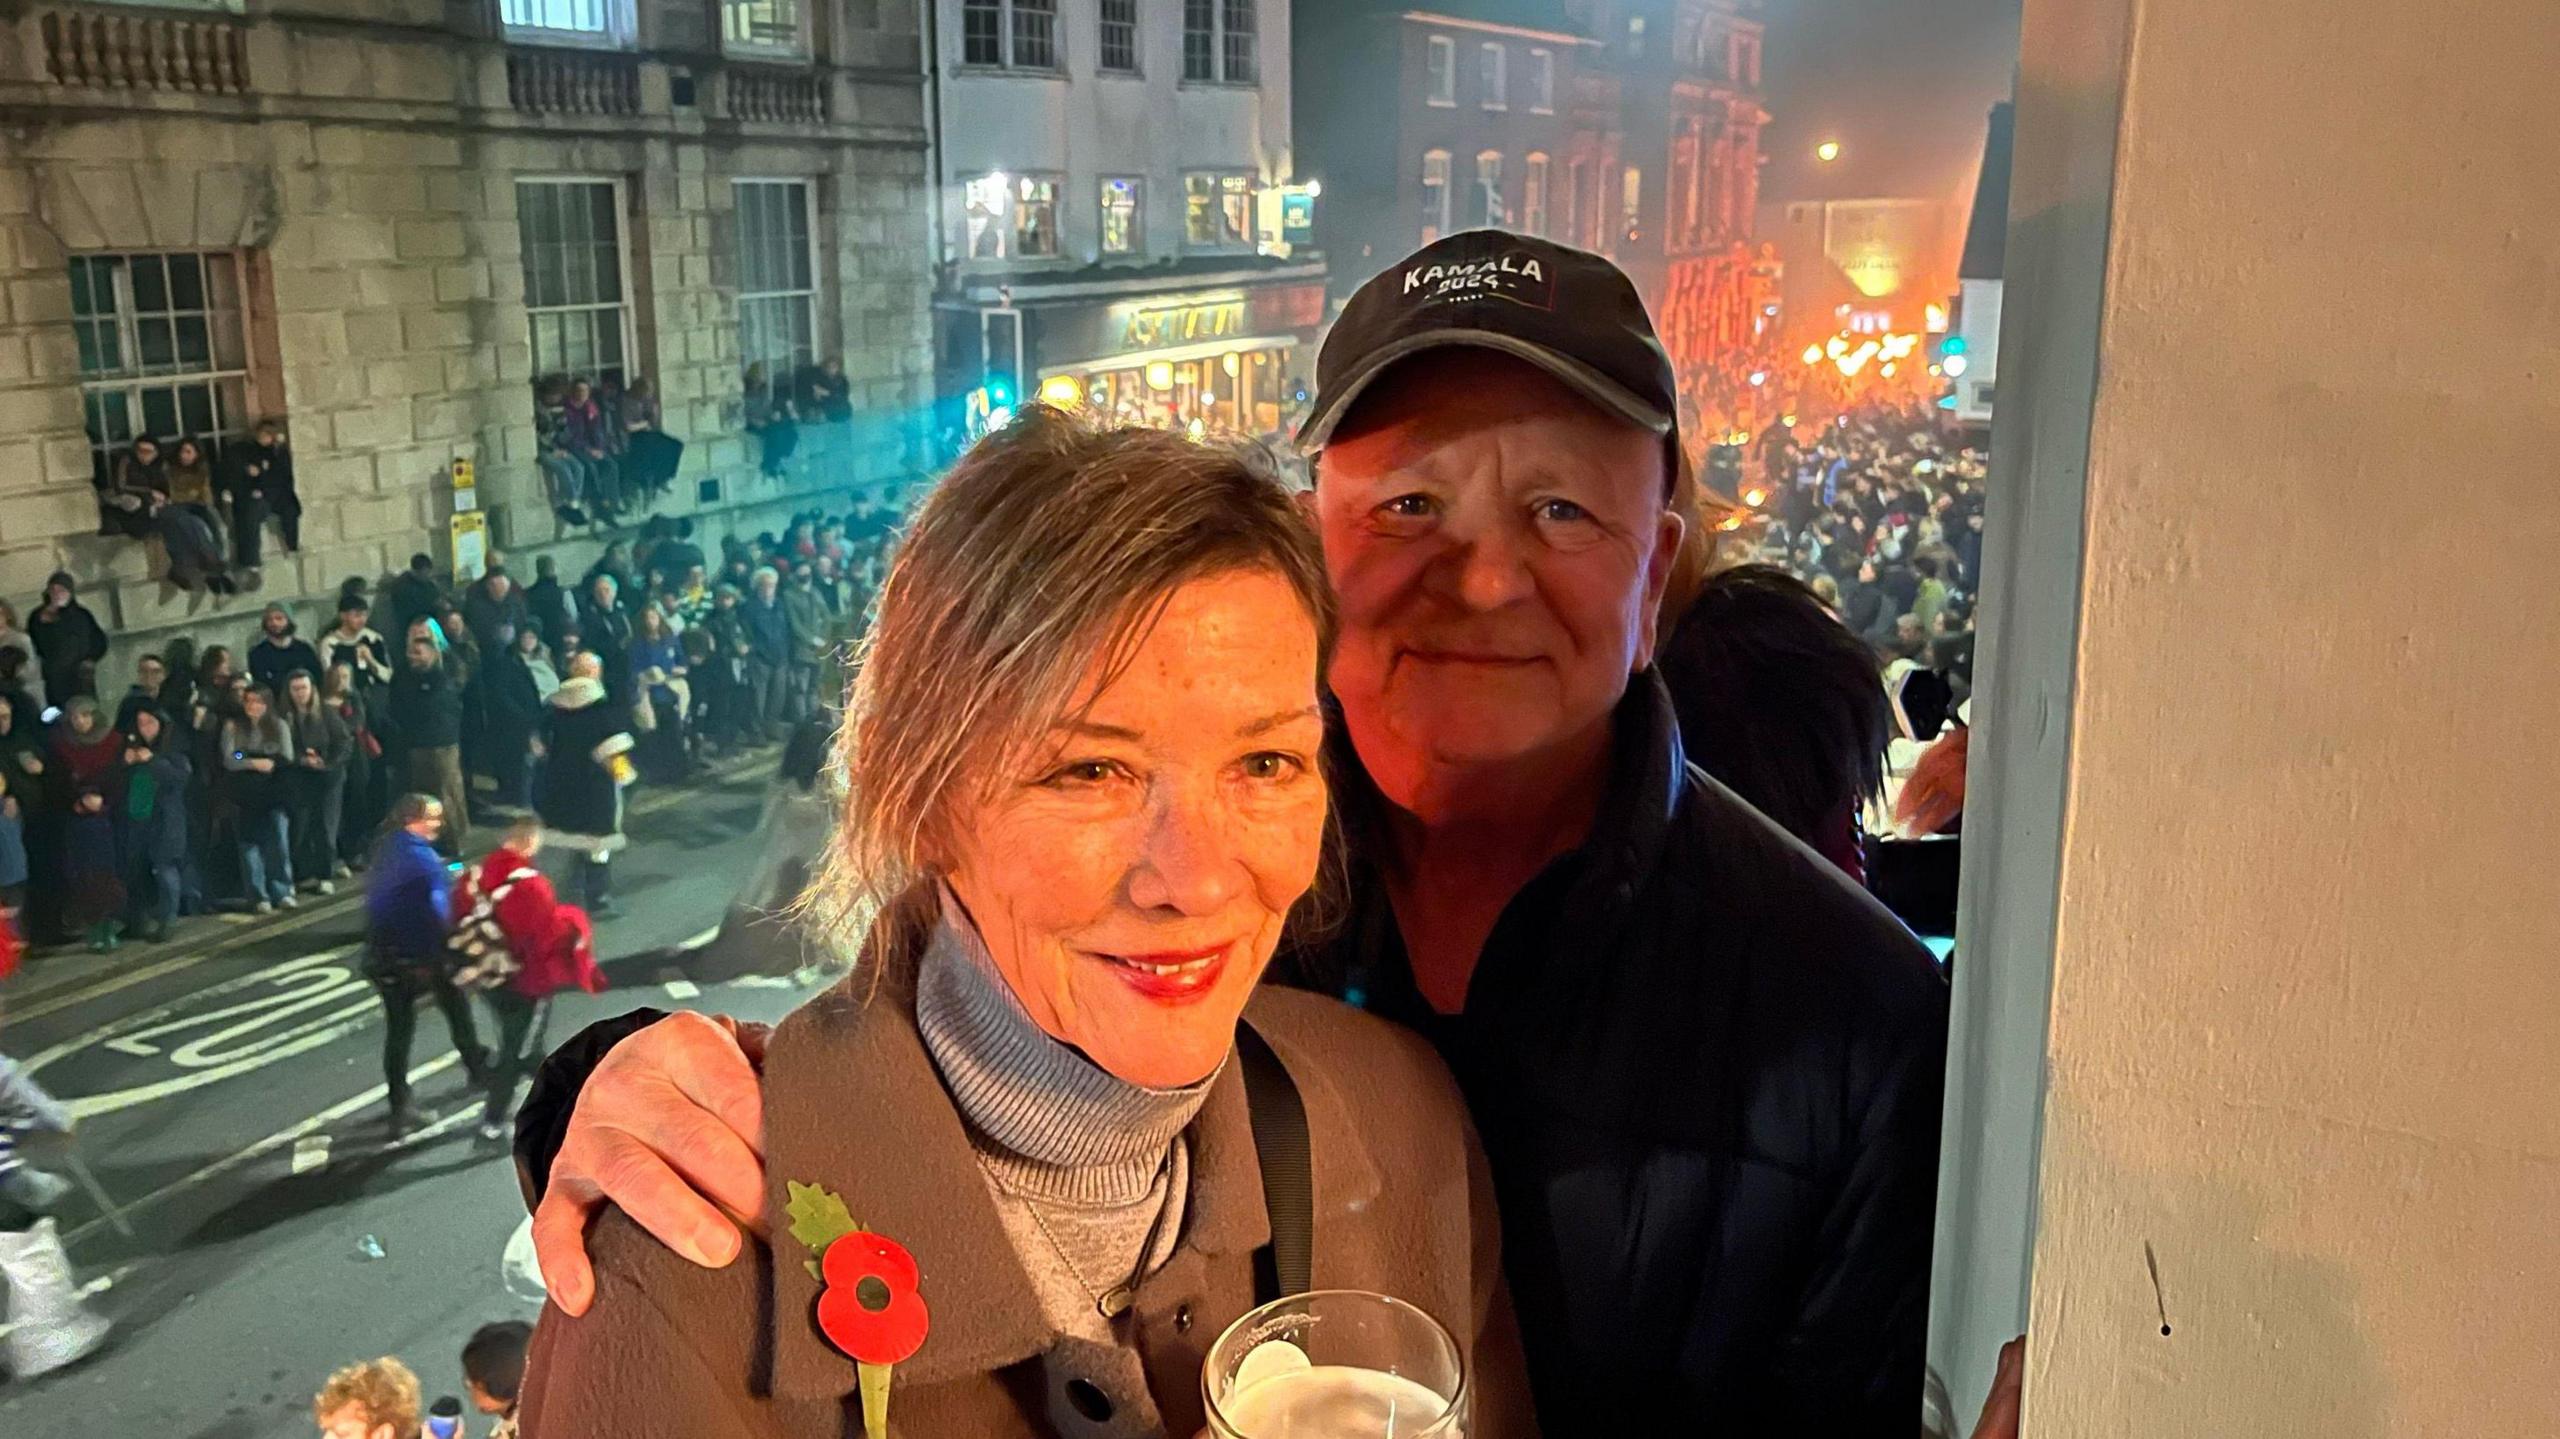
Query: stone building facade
0 0 932 670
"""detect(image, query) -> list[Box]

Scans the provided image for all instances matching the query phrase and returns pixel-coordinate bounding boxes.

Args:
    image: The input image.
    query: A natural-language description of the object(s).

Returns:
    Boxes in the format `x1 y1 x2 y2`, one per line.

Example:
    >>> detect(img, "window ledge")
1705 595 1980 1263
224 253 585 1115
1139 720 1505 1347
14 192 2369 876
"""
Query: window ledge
1426 96 1456 108
1481 102 1508 112
723 44 814 63
1178 78 1262 91
1097 68 1146 80
505 27 632 51
953 64 1066 79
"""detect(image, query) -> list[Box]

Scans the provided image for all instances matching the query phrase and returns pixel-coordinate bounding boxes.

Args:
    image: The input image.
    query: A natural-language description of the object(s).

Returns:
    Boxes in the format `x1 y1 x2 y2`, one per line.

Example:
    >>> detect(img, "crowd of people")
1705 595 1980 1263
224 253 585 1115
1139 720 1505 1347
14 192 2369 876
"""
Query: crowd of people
0 499 903 958
311 1322 532 1439
1737 403 1986 842
531 374 687 530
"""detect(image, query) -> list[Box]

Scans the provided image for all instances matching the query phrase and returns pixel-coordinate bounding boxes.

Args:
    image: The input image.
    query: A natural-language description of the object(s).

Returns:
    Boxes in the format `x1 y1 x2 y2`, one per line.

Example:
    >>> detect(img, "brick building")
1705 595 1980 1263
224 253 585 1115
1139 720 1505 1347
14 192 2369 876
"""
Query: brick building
0 0 932 668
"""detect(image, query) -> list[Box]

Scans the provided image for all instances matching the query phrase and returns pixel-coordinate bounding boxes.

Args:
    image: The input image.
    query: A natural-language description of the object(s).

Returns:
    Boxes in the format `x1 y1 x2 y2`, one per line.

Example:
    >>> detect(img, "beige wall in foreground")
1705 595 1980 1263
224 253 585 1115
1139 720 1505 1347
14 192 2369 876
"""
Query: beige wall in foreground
2001 0 2560 1432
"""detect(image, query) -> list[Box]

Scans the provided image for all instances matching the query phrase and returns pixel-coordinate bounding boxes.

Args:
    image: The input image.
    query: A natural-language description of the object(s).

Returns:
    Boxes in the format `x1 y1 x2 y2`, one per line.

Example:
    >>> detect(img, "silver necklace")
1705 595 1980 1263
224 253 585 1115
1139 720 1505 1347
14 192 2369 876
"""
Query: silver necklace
995 1150 1176 1321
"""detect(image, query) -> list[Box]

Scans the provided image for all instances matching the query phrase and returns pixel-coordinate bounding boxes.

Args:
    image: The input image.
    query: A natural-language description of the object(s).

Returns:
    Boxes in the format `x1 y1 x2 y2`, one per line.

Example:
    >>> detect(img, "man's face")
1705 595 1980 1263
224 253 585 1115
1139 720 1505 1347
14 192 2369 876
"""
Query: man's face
139 659 164 690
570 382 591 404
264 611 288 638
407 638 438 670
489 574 511 599
134 442 159 466
408 802 445 843
1313 355 1682 778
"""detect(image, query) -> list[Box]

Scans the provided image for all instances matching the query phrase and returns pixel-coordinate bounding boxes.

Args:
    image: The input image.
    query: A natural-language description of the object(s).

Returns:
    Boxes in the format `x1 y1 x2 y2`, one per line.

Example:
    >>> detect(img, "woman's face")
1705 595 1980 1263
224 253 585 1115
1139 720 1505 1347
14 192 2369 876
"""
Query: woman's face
941 568 1328 1089
287 675 315 708
69 707 97 736
177 442 201 467
241 691 267 722
516 628 542 655
134 711 162 746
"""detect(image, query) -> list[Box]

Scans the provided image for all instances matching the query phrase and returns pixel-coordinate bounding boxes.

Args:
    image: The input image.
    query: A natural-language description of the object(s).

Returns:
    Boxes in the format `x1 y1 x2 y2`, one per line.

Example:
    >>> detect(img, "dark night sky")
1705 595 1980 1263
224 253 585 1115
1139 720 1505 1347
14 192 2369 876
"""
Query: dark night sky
1755 0 2022 208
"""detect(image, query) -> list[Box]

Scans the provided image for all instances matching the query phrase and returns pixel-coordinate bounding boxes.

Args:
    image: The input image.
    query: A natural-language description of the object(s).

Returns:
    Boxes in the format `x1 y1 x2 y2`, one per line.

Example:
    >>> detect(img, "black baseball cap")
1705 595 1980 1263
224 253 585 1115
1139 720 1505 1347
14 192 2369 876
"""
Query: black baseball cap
1297 230 1678 452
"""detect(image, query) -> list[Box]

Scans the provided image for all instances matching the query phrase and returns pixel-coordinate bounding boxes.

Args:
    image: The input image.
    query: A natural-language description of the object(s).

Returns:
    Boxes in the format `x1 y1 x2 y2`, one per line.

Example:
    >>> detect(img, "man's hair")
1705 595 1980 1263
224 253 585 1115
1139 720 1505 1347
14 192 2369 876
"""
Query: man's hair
1657 564 1892 850
1913 555 1940 580
503 814 543 849
313 1357 423 1437
140 652 164 668
806 406 1334 969
390 793 441 828
460 1320 533 1405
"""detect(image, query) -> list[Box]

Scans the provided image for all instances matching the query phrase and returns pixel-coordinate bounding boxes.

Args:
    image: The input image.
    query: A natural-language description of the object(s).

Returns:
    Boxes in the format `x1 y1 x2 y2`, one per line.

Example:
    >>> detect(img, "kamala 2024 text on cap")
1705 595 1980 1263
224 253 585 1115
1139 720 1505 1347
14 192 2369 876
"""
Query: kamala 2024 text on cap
1295 229 1680 453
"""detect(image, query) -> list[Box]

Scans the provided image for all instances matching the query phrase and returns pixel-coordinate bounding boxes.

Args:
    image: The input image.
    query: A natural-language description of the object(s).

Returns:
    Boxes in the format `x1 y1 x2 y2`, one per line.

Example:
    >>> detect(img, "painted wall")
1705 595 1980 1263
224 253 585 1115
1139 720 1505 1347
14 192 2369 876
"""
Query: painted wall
1970 0 2560 1432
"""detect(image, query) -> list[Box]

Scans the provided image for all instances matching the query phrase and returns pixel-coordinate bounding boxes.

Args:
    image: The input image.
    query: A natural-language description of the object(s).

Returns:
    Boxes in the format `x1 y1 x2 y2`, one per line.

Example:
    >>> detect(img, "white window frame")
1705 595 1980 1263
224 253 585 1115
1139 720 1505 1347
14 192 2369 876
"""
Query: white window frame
1012 173 1063 258
1475 150 1506 227
500 0 634 49
1098 0 1140 74
70 250 259 487
721 0 811 60
1425 35 1456 106
1528 48 1554 113
1099 176 1143 255
517 177 639 391
1523 152 1549 236
1184 0 1257 84
1183 171 1255 249
1420 149 1451 242
961 0 1059 70
964 174 1009 259
1478 42 1506 111
733 179 819 393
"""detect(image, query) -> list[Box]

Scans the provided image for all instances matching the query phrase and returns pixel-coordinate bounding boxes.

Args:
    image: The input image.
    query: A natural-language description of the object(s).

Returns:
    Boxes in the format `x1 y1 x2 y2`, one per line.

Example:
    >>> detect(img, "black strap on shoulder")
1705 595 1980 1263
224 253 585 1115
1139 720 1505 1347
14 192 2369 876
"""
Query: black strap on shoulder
1237 1019 1312 1303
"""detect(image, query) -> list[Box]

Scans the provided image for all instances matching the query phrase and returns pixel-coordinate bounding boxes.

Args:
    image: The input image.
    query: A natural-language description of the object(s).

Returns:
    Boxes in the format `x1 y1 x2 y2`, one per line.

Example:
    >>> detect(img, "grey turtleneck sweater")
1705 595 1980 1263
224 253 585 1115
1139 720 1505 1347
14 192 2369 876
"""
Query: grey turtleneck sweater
914 917 1220 1345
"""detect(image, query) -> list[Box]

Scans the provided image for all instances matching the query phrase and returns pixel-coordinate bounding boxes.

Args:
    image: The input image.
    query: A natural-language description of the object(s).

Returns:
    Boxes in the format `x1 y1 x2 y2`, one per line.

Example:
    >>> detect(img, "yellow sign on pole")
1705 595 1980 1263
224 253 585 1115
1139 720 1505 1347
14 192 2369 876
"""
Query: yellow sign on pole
450 510 488 583
451 456 478 513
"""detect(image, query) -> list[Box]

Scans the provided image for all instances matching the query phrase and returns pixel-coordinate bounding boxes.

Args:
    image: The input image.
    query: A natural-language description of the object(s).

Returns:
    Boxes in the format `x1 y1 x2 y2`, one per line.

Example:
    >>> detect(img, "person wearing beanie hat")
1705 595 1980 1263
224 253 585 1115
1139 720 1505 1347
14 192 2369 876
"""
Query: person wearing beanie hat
247 604 322 694
28 573 106 705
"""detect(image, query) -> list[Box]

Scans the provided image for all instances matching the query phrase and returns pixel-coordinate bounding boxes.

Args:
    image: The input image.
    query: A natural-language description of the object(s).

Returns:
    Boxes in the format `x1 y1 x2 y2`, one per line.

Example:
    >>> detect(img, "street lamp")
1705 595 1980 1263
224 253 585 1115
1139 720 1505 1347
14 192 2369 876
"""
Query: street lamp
1815 141 1841 163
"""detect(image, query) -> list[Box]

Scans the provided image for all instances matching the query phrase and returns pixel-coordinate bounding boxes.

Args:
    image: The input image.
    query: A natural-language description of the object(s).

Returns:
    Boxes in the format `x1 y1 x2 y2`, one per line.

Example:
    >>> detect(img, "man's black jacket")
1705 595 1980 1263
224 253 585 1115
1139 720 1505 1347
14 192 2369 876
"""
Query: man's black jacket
513 674 1947 1433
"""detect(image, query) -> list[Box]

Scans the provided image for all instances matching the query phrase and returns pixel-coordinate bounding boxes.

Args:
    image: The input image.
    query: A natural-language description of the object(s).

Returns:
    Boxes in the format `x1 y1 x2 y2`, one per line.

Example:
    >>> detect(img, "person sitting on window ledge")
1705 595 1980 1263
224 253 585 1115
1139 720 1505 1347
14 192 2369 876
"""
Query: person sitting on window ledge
619 376 685 499
743 363 799 477
221 419 298 567
792 354 854 426
96 437 168 539
562 378 624 522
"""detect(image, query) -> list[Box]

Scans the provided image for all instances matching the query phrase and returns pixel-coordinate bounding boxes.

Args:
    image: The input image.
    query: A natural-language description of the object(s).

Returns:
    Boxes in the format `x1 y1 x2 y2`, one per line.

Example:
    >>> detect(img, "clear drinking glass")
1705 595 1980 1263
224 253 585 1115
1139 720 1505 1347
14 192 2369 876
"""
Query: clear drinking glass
1202 1289 1469 1438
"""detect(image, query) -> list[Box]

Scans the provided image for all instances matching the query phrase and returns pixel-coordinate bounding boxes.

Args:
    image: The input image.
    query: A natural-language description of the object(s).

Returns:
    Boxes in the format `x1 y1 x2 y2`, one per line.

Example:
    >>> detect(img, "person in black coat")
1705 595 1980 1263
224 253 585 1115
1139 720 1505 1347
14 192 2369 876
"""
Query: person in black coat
383 553 448 642
576 575 635 705
220 419 299 561
247 605 323 694
387 633 470 853
480 627 548 810
536 653 631 913
462 568 535 657
526 556 574 656
116 707 193 942
29 573 108 703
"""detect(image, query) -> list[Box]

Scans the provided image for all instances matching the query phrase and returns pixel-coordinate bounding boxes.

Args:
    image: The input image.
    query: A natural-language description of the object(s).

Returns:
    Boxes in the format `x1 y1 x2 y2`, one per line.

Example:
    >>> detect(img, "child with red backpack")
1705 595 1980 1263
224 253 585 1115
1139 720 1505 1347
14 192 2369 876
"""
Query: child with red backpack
449 816 605 1141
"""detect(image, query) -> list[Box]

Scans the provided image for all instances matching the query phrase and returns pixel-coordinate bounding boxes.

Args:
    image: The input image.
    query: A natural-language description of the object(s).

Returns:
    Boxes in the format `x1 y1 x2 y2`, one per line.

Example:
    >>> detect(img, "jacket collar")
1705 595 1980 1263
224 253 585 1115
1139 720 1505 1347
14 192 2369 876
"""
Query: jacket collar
1324 669 1689 945
758 948 1308 1402
551 676 604 710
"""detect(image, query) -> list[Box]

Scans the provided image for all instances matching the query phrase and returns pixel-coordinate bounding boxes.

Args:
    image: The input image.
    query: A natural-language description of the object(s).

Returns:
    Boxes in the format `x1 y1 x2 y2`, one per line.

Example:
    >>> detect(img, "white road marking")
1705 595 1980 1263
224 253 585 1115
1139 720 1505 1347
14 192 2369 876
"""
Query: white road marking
63 1053 462 1248
292 1134 331 1175
661 977 701 1000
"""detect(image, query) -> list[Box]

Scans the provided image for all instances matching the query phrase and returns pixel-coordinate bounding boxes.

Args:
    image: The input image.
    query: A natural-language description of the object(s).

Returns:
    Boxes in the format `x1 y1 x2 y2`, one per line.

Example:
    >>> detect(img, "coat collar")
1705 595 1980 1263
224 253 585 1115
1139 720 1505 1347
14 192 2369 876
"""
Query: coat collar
757 947 1355 1402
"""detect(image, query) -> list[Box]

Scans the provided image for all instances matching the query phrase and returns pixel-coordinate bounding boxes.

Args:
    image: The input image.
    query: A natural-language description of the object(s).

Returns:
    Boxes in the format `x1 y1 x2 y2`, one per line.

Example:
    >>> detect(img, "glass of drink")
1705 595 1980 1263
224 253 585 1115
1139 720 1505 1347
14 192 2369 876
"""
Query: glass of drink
1202 1289 1468 1438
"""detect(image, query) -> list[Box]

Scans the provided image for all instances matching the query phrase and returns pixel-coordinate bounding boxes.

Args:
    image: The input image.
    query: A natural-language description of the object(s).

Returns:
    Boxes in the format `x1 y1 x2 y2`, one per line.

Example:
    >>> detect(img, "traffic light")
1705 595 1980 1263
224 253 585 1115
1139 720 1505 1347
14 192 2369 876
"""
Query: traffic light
1941 335 1969 356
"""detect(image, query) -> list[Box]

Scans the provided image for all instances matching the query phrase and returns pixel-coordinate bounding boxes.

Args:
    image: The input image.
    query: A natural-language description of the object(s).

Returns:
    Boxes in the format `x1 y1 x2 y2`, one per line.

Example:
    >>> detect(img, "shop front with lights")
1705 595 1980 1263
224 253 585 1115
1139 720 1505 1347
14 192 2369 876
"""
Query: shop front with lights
937 265 1330 446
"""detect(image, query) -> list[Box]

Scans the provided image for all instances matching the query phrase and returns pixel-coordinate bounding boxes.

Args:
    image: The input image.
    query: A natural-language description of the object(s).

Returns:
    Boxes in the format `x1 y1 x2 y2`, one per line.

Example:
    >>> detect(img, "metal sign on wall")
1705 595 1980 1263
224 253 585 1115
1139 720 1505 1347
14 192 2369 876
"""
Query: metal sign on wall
1116 295 1247 353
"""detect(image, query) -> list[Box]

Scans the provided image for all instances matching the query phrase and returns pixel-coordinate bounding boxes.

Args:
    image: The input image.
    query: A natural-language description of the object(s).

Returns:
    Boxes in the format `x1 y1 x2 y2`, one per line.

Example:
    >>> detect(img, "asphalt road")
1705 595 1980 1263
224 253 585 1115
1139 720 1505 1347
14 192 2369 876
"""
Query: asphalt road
0 755 826 1438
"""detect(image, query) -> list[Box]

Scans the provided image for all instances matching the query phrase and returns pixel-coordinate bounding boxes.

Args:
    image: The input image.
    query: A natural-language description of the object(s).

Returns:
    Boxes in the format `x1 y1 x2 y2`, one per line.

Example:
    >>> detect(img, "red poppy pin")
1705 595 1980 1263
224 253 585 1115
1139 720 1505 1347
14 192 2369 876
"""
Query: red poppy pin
787 1180 930 1439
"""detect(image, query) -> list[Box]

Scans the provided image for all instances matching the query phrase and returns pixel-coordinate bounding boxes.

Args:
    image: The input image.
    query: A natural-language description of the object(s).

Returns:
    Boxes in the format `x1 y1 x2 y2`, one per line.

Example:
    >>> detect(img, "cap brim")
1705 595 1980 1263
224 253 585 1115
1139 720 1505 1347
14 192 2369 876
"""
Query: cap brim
1295 330 1674 454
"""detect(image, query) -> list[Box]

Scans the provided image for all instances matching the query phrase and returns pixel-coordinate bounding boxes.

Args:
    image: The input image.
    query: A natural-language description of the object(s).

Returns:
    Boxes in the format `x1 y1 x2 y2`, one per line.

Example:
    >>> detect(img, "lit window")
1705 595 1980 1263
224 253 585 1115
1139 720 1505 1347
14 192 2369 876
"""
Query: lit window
1478 43 1506 110
721 0 807 57
70 252 258 489
1013 175 1061 258
1475 151 1505 227
517 180 632 390
1100 178 1142 254
1420 150 1451 242
1099 0 1139 73
734 180 818 395
1184 172 1253 247
501 0 632 46
1621 164 1643 245
1425 36 1455 106
965 174 1009 259
1528 48 1554 112
1523 153 1549 236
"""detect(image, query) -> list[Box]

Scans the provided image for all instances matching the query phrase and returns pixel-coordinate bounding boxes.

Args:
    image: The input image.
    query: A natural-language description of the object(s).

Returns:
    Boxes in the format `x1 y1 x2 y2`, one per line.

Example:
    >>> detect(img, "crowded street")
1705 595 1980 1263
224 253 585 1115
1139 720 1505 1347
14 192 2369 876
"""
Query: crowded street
0 755 815 1437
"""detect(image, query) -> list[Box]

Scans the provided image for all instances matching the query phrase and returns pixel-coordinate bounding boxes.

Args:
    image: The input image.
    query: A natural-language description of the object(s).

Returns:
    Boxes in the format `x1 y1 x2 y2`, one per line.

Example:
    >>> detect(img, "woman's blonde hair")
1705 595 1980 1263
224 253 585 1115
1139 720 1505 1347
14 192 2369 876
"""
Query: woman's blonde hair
801 408 1333 976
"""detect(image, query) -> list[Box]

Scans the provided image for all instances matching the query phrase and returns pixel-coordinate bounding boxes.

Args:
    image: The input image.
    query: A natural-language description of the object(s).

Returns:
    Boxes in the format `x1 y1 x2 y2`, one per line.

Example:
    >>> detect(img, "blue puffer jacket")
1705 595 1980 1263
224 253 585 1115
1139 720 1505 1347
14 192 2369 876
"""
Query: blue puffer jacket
365 827 451 965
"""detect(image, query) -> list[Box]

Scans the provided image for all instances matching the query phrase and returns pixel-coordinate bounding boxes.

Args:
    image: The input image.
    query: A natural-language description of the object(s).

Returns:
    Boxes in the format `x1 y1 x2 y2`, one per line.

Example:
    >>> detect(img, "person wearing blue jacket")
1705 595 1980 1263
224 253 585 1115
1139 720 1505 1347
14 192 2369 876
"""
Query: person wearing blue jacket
364 792 489 1134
